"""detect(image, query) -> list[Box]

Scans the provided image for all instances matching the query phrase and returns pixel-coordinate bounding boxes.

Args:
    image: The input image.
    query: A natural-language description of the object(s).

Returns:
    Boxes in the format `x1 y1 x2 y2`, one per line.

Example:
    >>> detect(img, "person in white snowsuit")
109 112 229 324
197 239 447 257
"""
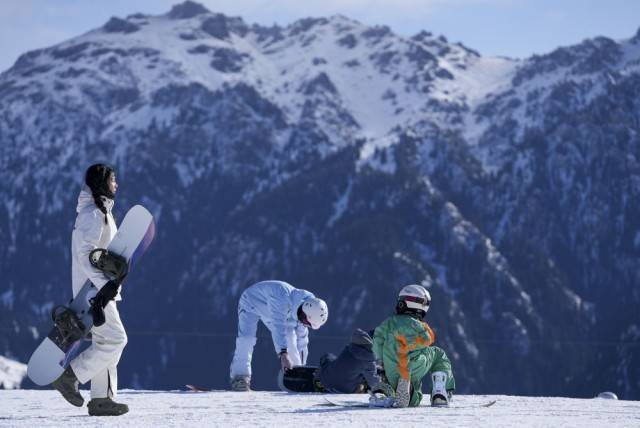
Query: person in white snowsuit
229 280 328 391
52 164 129 416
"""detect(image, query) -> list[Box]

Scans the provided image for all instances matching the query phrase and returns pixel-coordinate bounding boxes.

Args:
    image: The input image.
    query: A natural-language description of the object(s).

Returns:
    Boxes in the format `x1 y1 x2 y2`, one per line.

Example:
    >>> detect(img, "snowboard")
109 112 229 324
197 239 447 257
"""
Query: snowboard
27 205 156 386
185 384 211 392
324 397 498 409
277 366 325 392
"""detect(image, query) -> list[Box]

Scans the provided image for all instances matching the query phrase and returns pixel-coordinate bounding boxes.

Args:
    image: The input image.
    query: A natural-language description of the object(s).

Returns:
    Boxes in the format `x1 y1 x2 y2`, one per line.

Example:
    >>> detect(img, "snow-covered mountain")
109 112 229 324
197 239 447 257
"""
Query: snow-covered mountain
1 1 638 398
0 356 27 389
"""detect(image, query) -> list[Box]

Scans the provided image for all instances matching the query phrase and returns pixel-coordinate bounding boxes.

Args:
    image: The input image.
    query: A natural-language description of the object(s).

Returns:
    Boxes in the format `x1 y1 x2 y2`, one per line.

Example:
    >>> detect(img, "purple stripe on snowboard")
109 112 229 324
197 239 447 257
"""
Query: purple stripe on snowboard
60 340 82 368
128 219 156 271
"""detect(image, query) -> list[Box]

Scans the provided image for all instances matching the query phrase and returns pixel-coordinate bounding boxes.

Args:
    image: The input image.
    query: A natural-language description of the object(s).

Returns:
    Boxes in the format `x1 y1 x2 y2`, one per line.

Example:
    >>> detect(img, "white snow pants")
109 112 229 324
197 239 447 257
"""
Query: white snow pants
229 301 301 379
70 301 127 399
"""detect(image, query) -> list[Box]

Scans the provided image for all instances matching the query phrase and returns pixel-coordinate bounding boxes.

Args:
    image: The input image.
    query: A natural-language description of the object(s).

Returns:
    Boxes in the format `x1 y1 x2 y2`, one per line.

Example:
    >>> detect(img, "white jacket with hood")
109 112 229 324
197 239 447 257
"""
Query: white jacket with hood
71 186 120 300
239 280 314 357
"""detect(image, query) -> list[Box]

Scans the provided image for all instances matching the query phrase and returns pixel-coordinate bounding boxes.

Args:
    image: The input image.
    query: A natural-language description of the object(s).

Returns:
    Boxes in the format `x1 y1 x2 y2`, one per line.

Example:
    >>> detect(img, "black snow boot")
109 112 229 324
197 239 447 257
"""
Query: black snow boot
87 397 129 416
52 366 84 407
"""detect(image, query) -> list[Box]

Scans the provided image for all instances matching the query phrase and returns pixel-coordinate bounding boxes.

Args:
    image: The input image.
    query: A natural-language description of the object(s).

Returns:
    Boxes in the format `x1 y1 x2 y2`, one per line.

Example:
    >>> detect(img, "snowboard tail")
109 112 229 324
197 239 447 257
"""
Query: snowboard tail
185 384 211 392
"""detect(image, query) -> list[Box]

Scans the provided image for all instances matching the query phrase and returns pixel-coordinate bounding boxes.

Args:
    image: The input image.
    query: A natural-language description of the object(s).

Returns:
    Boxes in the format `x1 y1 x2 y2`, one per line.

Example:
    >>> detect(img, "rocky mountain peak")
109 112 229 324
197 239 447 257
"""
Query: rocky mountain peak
103 17 141 34
167 1 211 19
631 26 640 44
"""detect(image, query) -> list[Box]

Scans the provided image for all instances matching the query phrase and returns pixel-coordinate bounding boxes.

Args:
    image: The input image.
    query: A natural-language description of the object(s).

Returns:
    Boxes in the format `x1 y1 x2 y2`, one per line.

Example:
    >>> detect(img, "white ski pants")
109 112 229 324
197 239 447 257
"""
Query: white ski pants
229 303 301 379
70 301 127 399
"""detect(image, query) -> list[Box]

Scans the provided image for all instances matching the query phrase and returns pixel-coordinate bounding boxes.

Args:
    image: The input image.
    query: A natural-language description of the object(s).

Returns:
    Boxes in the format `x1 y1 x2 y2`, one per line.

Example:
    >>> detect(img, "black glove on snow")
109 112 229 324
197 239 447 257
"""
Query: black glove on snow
89 280 120 327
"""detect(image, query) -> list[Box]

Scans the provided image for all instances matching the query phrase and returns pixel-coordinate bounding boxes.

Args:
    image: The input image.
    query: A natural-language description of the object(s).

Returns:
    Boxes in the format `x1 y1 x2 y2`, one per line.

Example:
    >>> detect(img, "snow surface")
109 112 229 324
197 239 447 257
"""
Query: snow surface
0 356 27 389
0 390 638 427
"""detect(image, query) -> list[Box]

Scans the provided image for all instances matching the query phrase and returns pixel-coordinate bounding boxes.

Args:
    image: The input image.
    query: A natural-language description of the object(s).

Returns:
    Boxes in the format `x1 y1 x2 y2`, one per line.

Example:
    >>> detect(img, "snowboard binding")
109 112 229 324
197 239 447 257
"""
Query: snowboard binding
51 306 86 346
89 248 128 280
278 366 327 392
369 382 399 408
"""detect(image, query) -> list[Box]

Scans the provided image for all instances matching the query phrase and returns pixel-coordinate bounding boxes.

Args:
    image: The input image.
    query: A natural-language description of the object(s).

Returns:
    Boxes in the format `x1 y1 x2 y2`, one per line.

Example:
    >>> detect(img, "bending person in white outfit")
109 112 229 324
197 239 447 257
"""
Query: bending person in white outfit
229 280 329 391
52 164 129 417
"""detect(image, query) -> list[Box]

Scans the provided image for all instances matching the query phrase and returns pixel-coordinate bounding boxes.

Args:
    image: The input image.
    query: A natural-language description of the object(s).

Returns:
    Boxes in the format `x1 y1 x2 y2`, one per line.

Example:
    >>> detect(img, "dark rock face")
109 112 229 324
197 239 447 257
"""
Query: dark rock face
168 1 210 19
201 15 231 40
252 24 284 44
303 72 338 95
362 26 393 42
512 37 623 86
337 34 358 49
289 18 329 37
1 5 639 400
51 42 93 61
209 48 250 73
187 45 250 72
103 17 140 34
632 26 640 43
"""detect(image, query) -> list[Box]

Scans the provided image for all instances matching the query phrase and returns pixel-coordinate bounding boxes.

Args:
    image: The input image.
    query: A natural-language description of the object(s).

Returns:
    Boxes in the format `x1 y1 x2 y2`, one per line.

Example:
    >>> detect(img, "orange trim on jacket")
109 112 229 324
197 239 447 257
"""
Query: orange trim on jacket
394 322 435 380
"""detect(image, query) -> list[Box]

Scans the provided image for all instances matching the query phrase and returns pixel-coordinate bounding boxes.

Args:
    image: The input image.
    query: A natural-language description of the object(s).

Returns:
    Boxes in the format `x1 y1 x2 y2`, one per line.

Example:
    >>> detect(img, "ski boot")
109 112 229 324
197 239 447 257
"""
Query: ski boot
52 366 84 407
430 371 450 407
230 375 251 392
87 397 129 416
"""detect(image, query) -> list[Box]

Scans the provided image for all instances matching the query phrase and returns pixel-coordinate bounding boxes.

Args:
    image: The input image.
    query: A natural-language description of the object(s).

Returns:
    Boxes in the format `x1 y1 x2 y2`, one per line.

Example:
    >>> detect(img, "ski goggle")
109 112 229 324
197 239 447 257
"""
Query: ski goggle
402 295 430 306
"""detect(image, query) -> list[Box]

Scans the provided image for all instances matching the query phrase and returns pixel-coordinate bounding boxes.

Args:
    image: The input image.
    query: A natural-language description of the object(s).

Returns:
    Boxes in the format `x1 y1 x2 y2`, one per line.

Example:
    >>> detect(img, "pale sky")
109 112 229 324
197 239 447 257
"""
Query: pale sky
1 0 639 73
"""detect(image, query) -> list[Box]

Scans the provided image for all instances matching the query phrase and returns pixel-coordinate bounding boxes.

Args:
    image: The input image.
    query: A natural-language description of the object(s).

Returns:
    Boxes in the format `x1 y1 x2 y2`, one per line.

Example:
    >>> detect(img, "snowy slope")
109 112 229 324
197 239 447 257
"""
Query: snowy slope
0 356 27 389
0 1 512 179
0 390 638 427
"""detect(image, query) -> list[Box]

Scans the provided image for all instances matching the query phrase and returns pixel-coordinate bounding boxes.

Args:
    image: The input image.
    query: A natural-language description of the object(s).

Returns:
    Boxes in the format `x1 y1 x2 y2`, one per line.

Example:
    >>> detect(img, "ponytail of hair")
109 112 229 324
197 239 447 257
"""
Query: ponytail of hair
91 190 109 224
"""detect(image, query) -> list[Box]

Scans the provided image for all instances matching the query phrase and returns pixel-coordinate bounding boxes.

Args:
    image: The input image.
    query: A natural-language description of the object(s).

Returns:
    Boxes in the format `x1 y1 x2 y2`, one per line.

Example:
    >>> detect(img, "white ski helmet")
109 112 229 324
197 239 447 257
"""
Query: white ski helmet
300 298 328 330
398 284 431 313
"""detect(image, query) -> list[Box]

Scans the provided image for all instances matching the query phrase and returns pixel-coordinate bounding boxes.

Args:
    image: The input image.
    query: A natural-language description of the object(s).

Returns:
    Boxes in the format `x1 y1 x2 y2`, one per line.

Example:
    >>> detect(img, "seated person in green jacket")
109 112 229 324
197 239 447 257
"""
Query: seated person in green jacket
372 284 455 408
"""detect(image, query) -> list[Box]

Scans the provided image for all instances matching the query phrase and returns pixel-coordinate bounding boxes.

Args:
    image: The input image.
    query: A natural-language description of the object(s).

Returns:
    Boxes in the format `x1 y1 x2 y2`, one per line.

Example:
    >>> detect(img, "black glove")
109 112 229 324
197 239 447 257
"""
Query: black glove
89 280 120 327
89 304 106 327
97 280 120 302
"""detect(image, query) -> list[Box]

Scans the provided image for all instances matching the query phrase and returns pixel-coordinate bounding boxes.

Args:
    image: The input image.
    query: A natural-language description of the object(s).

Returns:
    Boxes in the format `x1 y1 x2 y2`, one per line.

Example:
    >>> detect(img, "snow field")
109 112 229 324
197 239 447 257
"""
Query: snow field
0 390 638 427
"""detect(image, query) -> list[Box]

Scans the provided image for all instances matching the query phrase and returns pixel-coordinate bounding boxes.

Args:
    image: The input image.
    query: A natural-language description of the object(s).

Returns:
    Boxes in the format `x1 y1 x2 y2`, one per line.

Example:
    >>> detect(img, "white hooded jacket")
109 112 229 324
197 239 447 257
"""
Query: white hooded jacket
71 187 119 300
239 281 314 357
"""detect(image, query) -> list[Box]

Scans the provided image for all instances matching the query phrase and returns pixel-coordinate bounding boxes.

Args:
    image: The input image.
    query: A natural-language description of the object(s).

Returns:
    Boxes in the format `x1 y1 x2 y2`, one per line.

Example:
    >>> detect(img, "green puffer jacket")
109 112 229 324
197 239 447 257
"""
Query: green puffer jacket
373 314 455 407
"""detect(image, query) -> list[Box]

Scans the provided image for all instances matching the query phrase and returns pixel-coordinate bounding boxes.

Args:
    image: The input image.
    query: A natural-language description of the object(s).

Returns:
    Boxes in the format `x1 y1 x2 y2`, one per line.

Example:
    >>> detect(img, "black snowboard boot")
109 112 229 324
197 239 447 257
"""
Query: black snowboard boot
51 366 84 407
87 397 129 416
